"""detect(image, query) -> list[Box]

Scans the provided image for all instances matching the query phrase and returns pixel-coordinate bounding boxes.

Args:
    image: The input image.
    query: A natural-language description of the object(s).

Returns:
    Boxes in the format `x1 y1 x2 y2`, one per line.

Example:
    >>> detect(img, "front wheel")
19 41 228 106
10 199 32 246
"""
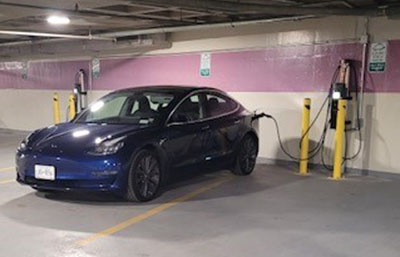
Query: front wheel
125 149 162 202
231 134 258 176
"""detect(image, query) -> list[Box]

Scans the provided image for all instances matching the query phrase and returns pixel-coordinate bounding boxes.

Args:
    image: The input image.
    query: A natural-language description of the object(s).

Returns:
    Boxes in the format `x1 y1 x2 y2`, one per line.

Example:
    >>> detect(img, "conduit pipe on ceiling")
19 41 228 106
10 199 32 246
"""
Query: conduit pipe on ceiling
0 15 315 47
96 15 316 38
0 30 112 41
126 0 379 16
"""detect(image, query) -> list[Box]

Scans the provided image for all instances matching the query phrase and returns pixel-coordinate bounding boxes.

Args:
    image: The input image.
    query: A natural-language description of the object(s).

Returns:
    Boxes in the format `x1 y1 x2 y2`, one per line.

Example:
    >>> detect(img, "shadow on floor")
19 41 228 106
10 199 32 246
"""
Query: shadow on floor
0 164 306 233
14 163 305 205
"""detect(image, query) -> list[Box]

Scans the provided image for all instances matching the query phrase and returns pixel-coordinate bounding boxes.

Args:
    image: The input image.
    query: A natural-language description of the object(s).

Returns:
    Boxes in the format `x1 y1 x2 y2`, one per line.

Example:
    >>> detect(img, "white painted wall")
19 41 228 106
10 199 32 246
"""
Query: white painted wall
87 90 400 175
1 16 400 174
0 89 71 130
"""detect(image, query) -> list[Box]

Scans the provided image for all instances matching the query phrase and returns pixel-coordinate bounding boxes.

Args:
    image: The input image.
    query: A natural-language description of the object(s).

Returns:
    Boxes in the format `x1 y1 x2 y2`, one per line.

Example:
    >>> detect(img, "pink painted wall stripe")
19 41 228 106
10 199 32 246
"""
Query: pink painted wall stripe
0 42 399 92
94 43 363 92
0 60 88 90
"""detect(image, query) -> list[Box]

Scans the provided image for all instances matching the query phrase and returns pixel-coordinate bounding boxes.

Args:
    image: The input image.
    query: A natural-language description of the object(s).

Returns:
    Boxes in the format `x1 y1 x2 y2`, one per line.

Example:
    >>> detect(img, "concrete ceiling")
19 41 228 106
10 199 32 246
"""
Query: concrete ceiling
0 0 398 42
0 0 399 60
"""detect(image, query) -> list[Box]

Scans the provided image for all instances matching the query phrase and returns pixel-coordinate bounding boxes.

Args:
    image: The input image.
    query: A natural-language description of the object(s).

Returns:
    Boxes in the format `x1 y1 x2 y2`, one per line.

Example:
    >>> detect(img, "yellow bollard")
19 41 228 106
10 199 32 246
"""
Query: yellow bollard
53 93 61 124
332 99 347 180
68 93 76 121
299 98 311 175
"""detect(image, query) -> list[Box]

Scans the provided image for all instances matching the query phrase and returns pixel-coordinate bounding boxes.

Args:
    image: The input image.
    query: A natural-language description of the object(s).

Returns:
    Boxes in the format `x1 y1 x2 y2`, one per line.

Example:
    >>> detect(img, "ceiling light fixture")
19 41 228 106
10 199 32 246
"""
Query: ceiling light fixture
47 15 71 25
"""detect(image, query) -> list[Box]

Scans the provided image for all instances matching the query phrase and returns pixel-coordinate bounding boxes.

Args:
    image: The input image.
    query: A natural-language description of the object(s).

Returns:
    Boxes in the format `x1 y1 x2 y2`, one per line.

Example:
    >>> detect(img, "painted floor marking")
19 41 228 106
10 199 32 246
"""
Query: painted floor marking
0 179 14 184
0 167 14 172
76 175 232 246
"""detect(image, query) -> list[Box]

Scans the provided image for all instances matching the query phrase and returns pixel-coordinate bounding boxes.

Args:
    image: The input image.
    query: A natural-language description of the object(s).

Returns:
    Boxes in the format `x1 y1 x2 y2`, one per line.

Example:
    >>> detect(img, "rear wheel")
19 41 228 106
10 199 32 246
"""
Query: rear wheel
231 134 258 176
125 149 162 202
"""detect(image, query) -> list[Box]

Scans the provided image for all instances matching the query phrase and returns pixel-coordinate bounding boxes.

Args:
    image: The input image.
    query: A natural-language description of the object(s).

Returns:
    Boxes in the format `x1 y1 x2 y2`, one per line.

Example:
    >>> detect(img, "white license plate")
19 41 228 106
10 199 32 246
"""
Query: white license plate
34 165 56 181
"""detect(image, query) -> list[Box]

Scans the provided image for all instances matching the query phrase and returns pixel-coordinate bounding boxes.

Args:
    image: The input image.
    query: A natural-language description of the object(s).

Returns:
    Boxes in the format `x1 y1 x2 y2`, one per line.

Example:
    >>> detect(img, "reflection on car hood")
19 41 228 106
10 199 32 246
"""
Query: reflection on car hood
27 122 146 155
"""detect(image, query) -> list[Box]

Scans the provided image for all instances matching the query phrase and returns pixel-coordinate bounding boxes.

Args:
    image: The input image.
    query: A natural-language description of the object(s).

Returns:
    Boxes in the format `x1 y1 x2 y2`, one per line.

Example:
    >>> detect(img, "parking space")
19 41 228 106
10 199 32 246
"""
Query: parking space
2 1 400 256
0 130 399 257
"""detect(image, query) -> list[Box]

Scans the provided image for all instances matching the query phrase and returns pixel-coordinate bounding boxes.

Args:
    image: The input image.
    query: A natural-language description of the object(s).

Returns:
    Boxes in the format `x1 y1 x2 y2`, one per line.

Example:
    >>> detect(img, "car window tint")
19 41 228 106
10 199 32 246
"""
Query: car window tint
204 93 238 118
128 96 158 115
172 94 203 123
76 91 175 125
129 101 139 114
87 96 128 121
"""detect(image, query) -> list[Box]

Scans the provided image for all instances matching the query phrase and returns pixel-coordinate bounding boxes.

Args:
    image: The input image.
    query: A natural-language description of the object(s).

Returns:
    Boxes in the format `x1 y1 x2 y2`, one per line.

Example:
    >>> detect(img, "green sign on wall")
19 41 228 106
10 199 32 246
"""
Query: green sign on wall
368 42 387 73
92 58 100 79
200 53 211 77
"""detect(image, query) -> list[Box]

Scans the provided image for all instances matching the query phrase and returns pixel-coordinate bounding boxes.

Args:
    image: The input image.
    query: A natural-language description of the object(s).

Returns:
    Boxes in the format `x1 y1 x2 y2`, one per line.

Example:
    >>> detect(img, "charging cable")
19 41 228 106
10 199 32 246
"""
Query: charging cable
252 113 323 161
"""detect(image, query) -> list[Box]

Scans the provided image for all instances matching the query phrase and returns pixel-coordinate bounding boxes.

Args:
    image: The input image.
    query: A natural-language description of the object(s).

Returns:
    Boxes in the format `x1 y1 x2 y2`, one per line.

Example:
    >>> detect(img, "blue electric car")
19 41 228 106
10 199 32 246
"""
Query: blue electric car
16 86 258 201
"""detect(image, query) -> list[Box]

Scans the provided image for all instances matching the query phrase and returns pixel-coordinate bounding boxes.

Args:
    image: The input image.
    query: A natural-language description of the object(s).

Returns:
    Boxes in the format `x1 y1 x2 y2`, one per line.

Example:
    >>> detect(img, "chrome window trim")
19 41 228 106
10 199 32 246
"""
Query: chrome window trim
165 89 240 127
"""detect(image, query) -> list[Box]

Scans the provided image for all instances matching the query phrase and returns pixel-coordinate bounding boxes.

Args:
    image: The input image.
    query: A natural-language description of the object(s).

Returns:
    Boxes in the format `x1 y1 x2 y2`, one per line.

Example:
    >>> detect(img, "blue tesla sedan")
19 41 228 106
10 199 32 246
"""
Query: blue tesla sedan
16 86 259 201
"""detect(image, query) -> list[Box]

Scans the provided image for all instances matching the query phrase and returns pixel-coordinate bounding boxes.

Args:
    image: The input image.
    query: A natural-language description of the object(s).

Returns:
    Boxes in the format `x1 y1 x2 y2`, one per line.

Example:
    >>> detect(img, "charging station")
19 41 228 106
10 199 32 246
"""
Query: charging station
253 59 362 179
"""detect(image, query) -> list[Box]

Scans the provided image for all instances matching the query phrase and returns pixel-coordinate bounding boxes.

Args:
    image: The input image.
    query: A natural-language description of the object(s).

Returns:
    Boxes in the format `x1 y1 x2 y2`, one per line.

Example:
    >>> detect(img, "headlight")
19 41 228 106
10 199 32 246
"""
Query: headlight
88 137 125 156
17 131 34 152
18 140 27 152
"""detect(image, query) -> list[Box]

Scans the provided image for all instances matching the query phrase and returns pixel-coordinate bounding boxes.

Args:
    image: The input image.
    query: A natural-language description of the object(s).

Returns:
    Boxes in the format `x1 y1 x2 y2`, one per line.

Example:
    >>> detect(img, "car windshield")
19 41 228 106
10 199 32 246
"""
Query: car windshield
75 90 177 125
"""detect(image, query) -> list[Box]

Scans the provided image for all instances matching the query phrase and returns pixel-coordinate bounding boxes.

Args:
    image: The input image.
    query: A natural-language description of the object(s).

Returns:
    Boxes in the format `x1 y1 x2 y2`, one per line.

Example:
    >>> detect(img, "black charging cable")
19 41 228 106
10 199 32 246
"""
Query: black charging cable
252 113 324 161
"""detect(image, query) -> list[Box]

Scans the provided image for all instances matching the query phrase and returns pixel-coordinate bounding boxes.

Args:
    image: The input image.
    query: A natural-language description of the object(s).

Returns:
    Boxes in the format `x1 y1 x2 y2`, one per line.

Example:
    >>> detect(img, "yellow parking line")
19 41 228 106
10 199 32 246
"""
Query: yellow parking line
0 167 14 172
76 175 232 246
0 179 14 184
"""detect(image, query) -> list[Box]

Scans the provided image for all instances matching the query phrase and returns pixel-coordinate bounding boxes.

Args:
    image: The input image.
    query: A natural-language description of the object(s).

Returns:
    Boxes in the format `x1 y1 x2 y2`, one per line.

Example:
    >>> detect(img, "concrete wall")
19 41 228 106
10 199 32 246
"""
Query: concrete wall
1 16 400 174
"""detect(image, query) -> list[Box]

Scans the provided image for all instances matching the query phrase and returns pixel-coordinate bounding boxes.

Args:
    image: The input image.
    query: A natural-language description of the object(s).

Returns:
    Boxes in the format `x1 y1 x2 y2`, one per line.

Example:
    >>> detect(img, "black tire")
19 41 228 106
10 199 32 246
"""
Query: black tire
125 149 162 202
231 134 258 176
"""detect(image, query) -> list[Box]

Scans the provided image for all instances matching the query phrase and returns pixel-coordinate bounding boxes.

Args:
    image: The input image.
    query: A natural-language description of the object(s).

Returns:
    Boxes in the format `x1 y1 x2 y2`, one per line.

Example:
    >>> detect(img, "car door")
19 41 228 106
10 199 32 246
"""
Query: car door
202 92 242 161
162 93 210 168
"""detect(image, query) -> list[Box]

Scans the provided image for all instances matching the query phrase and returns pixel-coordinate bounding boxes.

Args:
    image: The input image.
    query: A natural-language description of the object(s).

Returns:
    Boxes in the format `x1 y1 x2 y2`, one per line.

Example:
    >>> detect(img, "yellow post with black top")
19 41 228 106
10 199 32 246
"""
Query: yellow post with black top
299 98 311 175
53 93 61 124
332 99 347 180
68 93 76 121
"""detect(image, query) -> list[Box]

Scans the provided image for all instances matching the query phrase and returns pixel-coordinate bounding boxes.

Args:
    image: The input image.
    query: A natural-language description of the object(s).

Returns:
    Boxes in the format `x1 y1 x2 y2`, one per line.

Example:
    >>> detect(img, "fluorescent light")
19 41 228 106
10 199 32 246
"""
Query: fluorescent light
47 15 70 25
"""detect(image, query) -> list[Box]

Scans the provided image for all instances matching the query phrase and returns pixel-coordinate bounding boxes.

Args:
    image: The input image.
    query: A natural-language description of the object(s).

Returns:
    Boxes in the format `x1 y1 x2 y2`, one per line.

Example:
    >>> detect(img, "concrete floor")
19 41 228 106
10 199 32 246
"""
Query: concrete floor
1 129 400 257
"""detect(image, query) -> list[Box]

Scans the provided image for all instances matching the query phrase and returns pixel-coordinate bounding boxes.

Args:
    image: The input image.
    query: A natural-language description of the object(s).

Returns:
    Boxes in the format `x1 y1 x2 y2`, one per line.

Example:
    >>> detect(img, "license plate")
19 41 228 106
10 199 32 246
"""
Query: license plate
34 165 56 181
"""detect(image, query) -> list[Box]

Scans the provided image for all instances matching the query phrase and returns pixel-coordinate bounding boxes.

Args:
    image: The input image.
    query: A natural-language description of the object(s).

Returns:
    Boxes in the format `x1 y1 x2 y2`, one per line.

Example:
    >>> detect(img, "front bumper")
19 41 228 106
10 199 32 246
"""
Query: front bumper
16 151 128 192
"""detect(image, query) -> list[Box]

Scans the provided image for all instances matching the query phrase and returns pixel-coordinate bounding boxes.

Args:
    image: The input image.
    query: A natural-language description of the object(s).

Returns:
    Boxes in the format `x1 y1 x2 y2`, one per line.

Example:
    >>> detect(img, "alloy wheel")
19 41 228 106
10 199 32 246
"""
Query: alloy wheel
239 136 257 174
134 154 161 199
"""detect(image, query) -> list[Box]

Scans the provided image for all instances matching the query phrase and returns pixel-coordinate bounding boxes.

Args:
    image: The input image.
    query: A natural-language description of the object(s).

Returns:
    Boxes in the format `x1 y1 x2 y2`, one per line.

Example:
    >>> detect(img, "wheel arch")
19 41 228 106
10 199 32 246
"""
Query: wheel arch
239 129 259 153
133 142 170 185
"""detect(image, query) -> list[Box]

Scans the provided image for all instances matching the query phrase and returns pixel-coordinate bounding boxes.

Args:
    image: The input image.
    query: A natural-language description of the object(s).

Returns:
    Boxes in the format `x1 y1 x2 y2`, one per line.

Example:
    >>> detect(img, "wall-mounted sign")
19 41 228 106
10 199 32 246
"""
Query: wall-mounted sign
92 58 100 79
21 62 28 80
200 53 211 77
0 61 29 79
369 42 387 73
0 61 25 71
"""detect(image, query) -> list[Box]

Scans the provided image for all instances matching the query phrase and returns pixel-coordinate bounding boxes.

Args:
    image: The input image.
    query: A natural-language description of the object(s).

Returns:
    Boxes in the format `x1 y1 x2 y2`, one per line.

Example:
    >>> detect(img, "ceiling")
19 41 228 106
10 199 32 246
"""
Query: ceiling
0 0 399 44
0 0 399 61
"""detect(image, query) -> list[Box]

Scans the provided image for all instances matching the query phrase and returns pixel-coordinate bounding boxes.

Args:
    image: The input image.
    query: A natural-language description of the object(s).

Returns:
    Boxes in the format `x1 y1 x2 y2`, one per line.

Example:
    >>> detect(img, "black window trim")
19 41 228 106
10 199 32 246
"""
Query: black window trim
165 89 240 127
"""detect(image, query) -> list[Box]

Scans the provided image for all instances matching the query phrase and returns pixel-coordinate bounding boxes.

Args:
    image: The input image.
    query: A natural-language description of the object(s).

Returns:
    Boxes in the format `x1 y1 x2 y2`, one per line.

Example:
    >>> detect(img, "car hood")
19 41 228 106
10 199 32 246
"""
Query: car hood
27 122 147 155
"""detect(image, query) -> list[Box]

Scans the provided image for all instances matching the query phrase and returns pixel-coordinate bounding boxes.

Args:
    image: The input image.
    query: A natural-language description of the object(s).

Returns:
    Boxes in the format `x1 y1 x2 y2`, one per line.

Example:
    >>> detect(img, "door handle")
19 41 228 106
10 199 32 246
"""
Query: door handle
201 125 210 131
234 119 241 124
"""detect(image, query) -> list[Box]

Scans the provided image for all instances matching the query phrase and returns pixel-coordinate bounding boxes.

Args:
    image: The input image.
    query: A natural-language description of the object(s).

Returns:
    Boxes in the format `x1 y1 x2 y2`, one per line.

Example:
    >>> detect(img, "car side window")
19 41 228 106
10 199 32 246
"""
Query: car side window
170 94 204 123
204 93 238 118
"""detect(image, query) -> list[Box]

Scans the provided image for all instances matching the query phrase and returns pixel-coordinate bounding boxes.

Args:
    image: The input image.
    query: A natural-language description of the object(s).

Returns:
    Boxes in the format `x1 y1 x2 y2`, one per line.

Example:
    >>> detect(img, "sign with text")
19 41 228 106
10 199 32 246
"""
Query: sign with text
369 42 387 73
200 53 211 77
92 58 100 79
